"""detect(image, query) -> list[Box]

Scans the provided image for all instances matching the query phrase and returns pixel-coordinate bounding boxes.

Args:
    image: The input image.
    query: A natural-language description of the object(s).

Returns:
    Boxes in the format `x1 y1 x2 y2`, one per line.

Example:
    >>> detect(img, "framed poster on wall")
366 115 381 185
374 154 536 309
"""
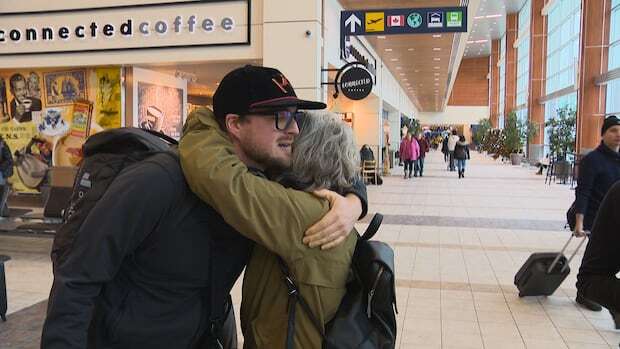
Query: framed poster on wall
132 67 187 140
43 70 88 106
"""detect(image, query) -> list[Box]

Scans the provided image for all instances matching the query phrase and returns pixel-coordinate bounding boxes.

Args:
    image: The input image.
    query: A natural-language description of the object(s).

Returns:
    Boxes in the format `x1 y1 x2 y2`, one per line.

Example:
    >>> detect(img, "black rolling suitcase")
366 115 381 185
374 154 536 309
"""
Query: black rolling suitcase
514 234 587 297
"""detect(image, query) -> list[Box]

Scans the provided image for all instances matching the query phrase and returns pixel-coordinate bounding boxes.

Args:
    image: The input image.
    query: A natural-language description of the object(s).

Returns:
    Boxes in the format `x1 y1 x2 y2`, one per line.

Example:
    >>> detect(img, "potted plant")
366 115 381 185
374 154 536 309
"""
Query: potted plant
545 106 576 180
502 112 539 165
472 118 492 153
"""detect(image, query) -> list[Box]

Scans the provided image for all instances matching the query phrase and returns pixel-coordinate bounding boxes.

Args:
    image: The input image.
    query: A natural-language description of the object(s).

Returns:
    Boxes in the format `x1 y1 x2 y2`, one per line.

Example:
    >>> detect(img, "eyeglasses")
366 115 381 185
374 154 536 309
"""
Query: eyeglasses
254 110 303 130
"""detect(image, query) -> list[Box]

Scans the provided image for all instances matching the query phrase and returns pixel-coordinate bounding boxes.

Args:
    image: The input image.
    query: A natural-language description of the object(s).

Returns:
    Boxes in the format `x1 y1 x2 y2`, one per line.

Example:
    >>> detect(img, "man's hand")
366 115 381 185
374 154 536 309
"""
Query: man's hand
303 189 362 250
573 214 586 237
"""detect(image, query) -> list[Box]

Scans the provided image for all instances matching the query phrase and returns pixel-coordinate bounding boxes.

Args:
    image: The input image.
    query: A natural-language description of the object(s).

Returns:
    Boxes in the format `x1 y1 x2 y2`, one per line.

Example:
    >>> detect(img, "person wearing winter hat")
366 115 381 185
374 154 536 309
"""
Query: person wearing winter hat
573 115 620 312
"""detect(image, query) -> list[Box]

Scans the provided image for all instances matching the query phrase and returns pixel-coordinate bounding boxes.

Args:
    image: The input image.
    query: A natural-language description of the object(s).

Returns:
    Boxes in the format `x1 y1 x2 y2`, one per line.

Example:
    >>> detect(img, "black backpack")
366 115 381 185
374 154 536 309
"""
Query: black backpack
50 127 239 348
51 127 178 267
278 213 397 349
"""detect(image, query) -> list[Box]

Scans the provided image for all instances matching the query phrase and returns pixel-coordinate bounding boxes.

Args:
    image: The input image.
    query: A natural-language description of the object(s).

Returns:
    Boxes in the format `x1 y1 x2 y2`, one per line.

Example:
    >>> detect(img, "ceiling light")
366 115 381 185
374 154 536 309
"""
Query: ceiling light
466 41 474 44
399 73 405 76
377 36 386 39
419 83 423 86
403 78 408 81
434 78 439 81
407 48 414 51
433 34 442 38
433 66 440 69
385 48 393 52
396 66 402 70
475 40 489 43
390 58 399 62
434 72 439 76
486 14 502 19
474 16 484 20
414 70 420 73
433 48 441 51
434 58 441 61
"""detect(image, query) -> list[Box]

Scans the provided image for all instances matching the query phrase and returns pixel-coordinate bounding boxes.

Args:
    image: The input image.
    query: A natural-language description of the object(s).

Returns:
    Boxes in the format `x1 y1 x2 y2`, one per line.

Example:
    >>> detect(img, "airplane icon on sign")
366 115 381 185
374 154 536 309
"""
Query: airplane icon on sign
367 17 383 24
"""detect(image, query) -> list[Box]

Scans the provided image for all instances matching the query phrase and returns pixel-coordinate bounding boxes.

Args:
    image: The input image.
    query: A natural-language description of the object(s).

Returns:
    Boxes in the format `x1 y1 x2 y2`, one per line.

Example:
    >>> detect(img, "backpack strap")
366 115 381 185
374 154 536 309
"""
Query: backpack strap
140 128 179 146
361 213 383 241
276 257 327 349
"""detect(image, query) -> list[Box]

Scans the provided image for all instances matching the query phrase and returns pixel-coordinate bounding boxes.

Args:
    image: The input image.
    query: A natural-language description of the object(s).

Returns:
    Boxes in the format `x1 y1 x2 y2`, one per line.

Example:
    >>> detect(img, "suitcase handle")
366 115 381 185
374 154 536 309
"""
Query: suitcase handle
547 233 589 274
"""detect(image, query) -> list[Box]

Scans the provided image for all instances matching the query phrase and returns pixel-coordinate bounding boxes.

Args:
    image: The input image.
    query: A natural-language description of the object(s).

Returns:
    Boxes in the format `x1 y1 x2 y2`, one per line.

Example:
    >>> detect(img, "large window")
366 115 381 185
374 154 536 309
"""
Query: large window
545 0 581 94
515 0 531 148
544 93 577 155
607 0 620 114
516 0 531 109
498 34 506 129
543 0 581 155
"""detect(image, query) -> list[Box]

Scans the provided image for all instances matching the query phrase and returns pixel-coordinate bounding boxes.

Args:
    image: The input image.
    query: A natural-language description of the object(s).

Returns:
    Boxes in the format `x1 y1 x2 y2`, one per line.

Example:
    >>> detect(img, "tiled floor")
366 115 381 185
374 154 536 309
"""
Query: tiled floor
1 150 619 348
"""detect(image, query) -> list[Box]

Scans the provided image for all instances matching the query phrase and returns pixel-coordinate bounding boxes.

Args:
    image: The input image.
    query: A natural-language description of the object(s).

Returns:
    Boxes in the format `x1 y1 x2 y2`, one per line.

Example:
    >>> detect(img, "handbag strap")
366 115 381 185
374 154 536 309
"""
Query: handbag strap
276 257 327 349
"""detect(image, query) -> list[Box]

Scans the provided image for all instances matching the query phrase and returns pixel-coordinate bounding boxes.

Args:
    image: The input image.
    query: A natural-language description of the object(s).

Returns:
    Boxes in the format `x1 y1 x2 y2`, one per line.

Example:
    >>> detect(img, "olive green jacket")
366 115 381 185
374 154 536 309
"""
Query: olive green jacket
179 108 357 348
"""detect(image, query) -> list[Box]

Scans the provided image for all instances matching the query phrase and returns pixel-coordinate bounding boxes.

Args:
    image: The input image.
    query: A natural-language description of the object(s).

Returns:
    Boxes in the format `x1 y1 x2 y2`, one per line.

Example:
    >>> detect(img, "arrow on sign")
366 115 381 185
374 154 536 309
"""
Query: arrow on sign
345 14 362 33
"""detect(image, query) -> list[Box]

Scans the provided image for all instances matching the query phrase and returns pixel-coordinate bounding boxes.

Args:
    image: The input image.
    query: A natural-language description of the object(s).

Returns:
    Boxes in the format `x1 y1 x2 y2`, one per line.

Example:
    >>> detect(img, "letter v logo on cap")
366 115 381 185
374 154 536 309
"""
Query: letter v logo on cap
272 75 290 93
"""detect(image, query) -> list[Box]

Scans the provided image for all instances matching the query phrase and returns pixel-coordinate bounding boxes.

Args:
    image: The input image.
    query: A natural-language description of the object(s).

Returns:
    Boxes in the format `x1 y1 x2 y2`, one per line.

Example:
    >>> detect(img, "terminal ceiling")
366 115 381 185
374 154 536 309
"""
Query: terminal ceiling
340 0 528 112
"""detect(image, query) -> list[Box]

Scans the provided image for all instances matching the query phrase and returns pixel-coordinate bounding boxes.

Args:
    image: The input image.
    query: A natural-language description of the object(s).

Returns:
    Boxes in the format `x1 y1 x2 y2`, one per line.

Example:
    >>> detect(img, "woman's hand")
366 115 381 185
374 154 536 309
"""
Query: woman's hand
303 189 362 250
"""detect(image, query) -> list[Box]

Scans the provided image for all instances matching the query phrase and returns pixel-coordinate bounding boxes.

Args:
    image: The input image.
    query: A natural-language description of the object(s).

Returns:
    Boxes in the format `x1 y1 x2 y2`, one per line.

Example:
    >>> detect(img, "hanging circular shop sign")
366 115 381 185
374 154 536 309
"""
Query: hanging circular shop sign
338 66 373 100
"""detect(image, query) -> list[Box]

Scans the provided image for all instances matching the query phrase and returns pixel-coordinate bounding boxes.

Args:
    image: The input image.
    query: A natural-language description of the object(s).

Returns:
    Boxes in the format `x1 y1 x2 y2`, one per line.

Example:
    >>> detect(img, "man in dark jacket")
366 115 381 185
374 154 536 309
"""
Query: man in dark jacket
576 181 620 328
573 115 620 311
415 133 430 177
41 153 253 348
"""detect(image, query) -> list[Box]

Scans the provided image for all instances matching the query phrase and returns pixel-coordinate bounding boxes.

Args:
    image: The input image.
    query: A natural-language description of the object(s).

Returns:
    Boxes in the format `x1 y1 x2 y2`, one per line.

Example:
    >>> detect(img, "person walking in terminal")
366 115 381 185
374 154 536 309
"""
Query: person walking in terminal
180 65 368 348
399 133 414 179
576 181 620 328
454 135 470 179
415 132 429 177
573 115 620 312
447 129 460 171
41 66 365 349
441 134 450 163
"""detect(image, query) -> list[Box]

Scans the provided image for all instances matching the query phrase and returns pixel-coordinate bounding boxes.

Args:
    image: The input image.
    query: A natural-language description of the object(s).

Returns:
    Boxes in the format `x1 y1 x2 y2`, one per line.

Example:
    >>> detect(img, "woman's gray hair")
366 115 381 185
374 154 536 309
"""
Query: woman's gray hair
278 110 359 193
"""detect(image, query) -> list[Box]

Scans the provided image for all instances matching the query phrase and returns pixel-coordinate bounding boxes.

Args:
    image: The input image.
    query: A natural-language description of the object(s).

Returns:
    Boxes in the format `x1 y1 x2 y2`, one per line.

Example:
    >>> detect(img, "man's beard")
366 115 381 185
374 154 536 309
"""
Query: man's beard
240 141 291 175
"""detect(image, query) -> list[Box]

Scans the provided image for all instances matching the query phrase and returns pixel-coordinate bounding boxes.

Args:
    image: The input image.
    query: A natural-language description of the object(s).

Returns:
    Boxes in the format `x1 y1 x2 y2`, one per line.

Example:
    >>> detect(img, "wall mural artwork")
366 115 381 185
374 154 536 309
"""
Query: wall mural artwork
132 67 187 140
0 67 121 192
137 82 184 139
96 68 122 129
44 70 87 106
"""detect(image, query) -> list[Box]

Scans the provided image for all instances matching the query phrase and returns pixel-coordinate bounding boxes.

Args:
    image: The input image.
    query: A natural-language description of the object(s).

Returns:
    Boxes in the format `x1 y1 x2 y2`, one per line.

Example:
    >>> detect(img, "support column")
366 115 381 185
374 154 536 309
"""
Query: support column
262 0 322 102
576 0 612 154
490 39 500 128
504 13 518 118
528 0 547 162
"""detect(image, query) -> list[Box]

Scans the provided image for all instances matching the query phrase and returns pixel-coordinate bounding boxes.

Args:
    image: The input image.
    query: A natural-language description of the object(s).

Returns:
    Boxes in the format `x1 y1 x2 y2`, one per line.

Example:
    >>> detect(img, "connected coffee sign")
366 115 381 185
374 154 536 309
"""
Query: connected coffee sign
0 0 249 55
341 7 467 37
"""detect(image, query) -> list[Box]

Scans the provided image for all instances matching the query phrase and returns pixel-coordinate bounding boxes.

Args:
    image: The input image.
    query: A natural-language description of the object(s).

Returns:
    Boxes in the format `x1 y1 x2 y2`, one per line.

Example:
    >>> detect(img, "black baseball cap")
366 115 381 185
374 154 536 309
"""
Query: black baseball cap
601 115 620 135
213 65 326 120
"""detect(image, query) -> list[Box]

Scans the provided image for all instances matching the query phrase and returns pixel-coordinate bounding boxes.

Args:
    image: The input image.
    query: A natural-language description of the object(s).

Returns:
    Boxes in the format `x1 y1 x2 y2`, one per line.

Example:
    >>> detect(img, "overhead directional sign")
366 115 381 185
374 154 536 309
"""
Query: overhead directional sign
340 7 467 59
341 7 467 36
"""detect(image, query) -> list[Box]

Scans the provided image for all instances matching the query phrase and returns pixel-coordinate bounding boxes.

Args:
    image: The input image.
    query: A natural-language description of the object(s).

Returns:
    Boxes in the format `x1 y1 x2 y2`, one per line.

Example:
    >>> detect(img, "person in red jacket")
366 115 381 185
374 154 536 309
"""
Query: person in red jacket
399 133 418 179
415 133 430 177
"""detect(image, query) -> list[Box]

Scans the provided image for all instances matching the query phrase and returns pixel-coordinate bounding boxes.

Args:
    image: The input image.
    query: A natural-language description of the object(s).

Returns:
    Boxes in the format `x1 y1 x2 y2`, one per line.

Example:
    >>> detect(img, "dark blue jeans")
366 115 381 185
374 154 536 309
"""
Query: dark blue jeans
415 157 425 175
456 159 467 172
